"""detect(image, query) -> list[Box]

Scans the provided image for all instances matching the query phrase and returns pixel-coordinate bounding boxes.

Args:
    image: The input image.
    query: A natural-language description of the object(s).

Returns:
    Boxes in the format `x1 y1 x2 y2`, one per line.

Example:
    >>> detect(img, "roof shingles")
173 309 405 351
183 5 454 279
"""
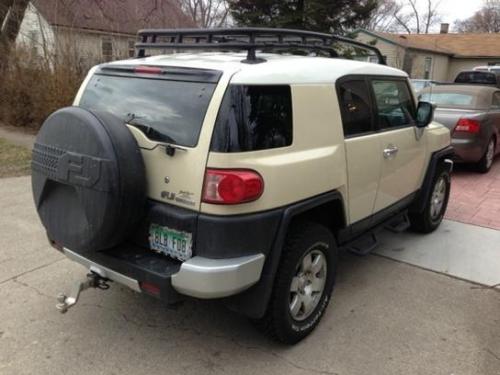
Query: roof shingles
32 0 195 36
366 30 500 58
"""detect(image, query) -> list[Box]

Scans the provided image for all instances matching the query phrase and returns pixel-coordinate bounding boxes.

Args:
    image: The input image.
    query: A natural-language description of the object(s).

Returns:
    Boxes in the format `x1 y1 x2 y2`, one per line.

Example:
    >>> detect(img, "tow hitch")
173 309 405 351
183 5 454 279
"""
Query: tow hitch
56 272 111 313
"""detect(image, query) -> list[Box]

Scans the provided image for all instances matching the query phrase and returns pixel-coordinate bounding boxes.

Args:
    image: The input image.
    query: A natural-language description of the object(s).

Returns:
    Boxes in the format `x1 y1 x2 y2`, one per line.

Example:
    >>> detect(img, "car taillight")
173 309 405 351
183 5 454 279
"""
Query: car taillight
202 169 264 204
134 66 162 74
454 118 480 133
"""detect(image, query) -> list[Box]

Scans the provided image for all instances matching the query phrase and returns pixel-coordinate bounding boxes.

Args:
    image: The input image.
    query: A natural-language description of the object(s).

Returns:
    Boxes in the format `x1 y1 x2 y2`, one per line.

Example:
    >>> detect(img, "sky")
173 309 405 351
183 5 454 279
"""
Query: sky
438 0 484 22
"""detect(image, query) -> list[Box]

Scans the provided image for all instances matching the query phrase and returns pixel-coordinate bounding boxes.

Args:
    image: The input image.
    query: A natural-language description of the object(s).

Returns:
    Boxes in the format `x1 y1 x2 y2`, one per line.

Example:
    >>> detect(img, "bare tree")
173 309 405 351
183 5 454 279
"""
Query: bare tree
180 0 230 27
361 0 404 32
0 0 30 73
455 0 500 33
0 0 14 27
394 0 442 33
365 0 442 34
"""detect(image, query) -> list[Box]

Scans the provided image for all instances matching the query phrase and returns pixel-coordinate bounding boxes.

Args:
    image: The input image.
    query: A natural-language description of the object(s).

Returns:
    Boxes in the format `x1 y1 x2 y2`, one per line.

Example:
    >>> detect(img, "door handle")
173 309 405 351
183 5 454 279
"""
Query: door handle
383 145 399 159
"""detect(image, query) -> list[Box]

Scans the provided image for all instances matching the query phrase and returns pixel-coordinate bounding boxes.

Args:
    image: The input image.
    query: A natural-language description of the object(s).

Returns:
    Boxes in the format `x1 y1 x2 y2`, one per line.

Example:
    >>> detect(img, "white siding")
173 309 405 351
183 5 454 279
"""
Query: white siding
408 52 450 81
355 32 406 69
15 3 136 65
54 28 136 64
15 3 55 58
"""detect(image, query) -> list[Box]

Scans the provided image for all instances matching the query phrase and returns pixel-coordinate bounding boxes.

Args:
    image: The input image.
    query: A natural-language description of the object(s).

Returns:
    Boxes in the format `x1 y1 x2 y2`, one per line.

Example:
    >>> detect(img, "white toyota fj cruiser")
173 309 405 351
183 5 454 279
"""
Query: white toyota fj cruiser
31 28 452 344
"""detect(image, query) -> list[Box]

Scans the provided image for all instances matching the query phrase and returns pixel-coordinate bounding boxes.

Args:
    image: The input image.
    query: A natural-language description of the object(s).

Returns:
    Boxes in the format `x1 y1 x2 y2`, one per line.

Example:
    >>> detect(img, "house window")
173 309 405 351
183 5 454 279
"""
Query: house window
424 57 433 79
128 39 135 58
102 37 113 61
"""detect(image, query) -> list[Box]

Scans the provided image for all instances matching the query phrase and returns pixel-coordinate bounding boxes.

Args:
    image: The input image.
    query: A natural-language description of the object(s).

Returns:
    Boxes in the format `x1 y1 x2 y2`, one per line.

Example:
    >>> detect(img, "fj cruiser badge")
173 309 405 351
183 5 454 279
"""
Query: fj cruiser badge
161 190 196 206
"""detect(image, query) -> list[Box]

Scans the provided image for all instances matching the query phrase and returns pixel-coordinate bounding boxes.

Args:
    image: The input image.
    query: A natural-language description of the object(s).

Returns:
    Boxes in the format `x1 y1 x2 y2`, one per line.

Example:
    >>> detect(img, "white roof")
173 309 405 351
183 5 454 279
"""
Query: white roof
109 52 407 84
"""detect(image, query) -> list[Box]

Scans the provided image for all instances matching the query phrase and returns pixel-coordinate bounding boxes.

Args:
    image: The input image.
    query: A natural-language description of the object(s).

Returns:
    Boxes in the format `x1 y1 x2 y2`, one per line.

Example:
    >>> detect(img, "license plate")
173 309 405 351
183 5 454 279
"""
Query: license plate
149 223 192 261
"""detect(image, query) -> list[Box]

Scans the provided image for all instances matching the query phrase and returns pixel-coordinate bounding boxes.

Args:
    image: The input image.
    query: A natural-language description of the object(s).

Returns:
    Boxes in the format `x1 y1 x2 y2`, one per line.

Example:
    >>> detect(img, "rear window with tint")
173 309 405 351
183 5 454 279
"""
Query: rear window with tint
419 92 475 107
210 85 293 152
455 71 497 85
79 75 216 147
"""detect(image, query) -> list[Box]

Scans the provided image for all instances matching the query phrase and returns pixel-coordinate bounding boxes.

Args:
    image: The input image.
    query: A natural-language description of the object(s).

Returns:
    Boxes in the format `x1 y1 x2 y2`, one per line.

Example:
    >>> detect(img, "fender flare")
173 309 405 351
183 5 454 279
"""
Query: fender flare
224 191 346 319
410 146 454 214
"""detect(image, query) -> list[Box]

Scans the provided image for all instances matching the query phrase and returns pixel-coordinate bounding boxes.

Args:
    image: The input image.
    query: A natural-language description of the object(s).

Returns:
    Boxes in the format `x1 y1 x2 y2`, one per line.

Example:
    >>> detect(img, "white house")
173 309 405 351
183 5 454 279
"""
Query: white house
16 0 194 64
354 27 500 82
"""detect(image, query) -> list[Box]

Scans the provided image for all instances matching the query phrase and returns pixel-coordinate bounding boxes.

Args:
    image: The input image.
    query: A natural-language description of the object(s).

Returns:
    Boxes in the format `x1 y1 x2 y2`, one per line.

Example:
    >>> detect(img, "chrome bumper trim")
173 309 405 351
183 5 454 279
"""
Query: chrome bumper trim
171 254 265 299
63 248 141 293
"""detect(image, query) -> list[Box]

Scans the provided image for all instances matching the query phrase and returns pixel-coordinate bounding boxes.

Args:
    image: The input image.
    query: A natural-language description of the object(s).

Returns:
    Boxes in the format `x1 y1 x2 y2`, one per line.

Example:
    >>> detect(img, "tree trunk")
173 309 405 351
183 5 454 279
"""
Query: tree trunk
0 0 30 74
0 0 15 29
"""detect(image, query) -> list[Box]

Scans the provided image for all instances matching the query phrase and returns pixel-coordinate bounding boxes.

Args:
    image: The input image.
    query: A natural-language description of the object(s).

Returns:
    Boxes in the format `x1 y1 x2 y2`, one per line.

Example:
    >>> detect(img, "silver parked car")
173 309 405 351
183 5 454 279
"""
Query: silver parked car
420 85 500 172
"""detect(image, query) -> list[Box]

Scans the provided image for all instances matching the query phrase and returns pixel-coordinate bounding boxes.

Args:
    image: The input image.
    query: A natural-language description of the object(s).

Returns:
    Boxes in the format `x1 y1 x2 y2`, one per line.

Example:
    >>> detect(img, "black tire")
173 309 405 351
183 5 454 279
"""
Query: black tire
409 164 451 233
253 222 337 344
476 137 496 174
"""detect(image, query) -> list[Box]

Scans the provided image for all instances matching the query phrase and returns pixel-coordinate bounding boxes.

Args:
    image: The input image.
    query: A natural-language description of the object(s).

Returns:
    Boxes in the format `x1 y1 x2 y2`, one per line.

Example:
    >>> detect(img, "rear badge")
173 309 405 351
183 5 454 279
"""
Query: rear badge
161 190 196 207
149 223 193 261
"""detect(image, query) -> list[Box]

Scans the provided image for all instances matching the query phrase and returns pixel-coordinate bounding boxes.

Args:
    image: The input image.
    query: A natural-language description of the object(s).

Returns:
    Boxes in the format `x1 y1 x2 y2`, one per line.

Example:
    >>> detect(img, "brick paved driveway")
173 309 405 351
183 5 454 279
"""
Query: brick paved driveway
445 156 500 230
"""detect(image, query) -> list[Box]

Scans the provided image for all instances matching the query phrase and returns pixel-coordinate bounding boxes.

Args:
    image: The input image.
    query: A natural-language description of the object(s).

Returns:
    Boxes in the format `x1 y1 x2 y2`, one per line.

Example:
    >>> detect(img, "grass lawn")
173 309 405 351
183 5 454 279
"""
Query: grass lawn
0 138 31 178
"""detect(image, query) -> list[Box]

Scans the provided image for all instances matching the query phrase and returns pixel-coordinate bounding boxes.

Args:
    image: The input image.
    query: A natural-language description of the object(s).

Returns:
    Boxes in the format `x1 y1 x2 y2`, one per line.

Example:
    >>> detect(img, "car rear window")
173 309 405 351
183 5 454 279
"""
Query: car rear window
419 92 475 107
455 71 497 85
79 74 216 147
210 85 293 152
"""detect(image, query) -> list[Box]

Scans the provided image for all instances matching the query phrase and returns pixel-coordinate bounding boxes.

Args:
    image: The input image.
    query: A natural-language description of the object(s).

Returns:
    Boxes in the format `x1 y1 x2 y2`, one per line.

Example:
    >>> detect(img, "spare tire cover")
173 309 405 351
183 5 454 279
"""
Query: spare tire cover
32 107 146 253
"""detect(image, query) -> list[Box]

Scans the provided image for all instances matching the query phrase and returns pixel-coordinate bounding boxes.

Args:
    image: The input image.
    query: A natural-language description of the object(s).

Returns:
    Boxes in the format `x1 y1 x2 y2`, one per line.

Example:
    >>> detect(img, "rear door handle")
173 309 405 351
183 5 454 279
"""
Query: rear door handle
383 145 399 159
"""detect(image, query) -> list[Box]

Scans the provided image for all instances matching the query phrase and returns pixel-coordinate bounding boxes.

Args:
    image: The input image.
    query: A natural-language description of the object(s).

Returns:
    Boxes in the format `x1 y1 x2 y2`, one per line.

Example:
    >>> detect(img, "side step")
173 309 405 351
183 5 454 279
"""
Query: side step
385 212 411 233
343 211 410 256
345 232 378 256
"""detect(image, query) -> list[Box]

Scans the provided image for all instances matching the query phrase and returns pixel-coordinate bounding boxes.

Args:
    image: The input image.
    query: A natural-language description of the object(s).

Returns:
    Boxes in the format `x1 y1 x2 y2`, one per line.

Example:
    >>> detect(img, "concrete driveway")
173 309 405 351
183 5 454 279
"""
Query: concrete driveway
1 176 500 375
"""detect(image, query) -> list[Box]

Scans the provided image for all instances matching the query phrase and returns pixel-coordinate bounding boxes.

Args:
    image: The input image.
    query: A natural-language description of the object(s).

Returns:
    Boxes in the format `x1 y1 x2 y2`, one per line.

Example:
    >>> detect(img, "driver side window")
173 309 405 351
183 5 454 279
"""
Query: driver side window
371 80 416 130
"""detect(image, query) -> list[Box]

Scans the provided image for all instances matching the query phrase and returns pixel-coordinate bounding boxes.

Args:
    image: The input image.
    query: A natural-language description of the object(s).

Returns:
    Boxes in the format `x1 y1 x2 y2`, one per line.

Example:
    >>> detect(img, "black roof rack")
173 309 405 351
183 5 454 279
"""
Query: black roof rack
135 27 386 65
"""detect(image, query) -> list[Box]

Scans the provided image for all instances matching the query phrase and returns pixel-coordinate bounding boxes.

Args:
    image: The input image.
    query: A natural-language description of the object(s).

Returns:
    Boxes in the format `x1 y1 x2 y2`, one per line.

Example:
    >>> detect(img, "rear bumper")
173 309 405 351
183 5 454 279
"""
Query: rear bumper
171 254 265 298
451 137 484 162
63 246 265 300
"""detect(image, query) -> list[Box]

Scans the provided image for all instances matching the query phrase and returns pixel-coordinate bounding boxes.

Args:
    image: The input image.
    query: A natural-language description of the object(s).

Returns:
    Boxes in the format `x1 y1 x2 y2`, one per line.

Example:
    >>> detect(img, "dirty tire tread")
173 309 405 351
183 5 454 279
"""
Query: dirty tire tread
253 221 337 344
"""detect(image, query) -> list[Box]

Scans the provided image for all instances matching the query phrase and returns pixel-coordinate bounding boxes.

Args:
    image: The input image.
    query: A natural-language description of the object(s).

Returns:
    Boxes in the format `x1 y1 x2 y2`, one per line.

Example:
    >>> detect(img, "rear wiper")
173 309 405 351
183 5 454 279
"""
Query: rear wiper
125 114 186 156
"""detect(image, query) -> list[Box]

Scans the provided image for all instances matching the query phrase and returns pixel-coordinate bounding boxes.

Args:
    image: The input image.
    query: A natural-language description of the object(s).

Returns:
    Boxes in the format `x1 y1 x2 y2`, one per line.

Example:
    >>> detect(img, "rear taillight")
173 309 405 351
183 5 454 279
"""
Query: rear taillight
454 118 481 133
134 66 162 74
202 169 264 204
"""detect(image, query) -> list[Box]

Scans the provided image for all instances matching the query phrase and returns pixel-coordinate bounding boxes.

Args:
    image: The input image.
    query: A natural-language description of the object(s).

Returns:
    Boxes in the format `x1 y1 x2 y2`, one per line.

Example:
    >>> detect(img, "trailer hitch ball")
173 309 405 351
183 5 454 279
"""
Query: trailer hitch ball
56 272 111 313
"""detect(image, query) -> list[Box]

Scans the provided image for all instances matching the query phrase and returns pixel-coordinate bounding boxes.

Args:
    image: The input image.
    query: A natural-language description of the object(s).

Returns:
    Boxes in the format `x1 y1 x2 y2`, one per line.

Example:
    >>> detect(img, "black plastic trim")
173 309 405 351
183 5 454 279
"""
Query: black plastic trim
410 146 454 214
224 191 345 318
84 244 182 303
196 209 283 259
338 191 417 244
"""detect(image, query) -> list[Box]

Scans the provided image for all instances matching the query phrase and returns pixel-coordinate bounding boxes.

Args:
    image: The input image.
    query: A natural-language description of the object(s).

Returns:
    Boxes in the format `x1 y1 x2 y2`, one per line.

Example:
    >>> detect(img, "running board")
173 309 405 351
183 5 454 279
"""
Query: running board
343 211 410 256
344 232 378 256
385 212 411 233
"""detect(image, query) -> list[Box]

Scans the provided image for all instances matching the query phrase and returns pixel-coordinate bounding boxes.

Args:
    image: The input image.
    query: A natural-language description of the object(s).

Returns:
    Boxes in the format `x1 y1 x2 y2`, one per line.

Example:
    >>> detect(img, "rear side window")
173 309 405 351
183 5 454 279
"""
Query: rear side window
455 71 497 85
371 80 416 129
79 75 216 147
338 79 374 137
420 92 475 107
210 85 292 152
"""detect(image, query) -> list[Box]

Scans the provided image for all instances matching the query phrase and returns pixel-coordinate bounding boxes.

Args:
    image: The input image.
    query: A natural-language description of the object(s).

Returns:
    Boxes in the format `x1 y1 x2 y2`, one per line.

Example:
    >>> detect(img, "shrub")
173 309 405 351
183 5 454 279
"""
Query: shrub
0 47 89 130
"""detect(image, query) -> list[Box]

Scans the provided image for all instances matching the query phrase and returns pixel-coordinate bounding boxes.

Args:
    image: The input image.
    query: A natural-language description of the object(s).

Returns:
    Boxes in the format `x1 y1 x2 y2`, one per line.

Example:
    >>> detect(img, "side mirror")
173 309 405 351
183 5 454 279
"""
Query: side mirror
416 101 434 128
